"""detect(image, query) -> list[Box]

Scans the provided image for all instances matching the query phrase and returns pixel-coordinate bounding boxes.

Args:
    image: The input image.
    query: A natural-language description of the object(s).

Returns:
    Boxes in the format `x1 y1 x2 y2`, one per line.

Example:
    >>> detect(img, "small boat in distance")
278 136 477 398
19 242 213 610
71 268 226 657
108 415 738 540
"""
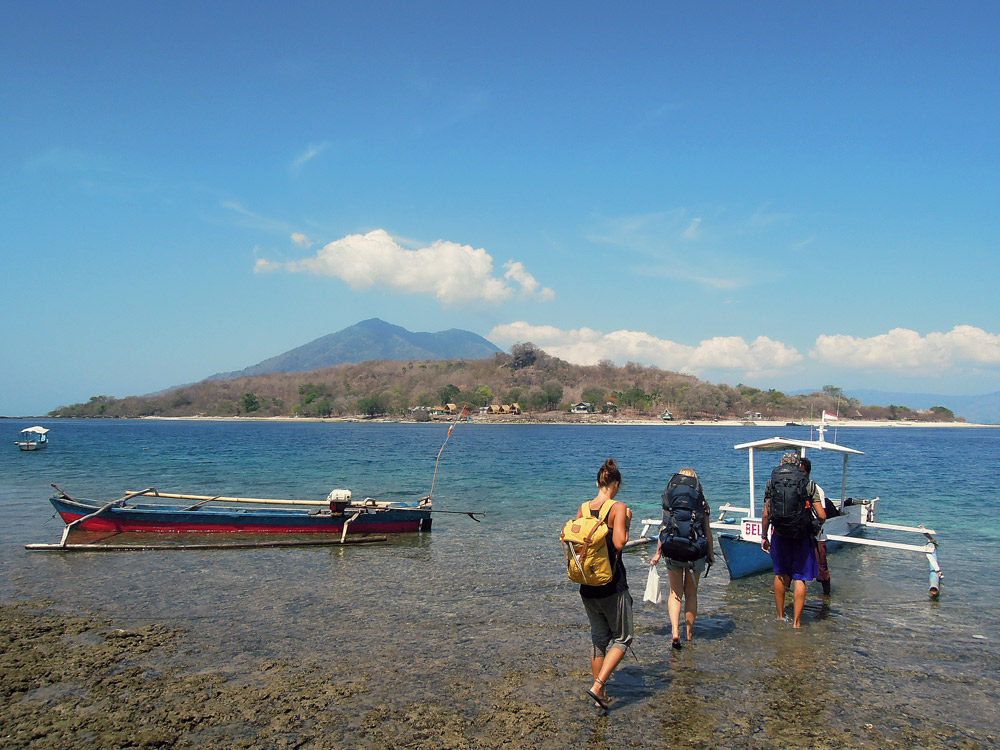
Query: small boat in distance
15 426 49 451
40 485 435 549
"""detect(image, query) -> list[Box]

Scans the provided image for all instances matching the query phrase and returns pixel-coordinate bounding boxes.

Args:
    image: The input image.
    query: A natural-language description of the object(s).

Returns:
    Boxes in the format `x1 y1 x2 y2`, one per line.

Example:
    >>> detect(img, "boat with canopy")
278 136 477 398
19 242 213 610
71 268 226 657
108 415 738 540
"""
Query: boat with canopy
631 417 943 597
15 426 49 451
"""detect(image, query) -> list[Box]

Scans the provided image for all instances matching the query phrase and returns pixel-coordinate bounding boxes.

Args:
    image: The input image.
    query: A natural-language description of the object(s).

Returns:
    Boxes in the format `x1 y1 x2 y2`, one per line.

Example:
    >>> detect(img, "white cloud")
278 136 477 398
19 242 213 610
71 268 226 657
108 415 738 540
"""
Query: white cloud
811 326 1000 371
488 322 802 377
292 142 329 169
291 232 311 247
503 261 555 301
222 201 294 233
255 229 554 307
587 210 750 290
682 218 702 240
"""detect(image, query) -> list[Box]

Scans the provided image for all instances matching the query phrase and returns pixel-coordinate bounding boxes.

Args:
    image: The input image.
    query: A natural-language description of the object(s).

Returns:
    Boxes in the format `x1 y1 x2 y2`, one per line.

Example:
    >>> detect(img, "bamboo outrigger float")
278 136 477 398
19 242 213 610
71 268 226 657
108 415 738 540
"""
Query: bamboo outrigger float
630 417 943 597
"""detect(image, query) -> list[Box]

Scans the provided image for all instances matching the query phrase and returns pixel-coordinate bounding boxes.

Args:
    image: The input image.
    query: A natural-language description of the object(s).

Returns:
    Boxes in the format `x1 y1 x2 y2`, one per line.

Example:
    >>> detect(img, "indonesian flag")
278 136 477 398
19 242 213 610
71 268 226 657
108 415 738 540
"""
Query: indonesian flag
822 410 839 421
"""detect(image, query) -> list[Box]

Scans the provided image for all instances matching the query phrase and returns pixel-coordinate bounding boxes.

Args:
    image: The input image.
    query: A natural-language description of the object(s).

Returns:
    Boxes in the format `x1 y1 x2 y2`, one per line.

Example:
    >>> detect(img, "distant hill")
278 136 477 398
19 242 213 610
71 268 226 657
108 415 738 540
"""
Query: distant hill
208 318 503 380
843 389 1000 425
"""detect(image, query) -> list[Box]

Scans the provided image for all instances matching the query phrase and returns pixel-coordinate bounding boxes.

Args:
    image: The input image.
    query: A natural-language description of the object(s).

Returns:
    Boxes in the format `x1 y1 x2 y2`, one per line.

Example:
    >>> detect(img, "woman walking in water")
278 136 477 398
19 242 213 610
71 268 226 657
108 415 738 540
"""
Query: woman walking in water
650 467 714 647
577 458 633 713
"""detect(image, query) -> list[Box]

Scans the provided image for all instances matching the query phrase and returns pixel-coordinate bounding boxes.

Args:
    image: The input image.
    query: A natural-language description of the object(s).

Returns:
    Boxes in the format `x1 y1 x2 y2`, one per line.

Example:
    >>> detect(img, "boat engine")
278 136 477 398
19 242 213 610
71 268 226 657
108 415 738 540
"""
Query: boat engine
327 489 352 513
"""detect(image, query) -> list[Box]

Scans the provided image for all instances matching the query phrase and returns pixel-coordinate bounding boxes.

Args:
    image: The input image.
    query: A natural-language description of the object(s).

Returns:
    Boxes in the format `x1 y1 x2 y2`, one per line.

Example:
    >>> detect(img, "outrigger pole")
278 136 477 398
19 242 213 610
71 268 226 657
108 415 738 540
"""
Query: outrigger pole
428 422 456 504
424 416 482 521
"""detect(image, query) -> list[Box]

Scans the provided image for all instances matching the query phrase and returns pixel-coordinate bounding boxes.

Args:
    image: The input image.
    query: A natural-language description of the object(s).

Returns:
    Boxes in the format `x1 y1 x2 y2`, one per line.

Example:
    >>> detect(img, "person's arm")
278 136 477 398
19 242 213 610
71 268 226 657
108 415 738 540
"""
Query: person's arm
650 506 668 564
812 483 827 520
761 484 772 551
703 500 715 564
610 501 632 551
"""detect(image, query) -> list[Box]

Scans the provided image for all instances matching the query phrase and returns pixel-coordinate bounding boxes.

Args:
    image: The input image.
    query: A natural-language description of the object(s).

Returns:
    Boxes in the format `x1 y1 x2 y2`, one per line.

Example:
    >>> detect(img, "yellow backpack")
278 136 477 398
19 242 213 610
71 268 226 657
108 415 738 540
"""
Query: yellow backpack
561 499 618 585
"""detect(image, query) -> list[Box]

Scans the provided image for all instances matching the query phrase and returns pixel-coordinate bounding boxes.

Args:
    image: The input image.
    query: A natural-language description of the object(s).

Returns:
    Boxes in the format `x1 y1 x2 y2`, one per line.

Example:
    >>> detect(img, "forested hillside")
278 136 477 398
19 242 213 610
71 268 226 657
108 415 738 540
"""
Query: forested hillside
49 344 961 423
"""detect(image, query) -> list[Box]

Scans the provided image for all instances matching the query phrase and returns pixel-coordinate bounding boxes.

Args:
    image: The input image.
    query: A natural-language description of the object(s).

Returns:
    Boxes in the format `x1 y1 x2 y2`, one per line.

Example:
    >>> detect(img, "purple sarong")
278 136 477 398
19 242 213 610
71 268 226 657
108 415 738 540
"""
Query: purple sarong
769 534 818 581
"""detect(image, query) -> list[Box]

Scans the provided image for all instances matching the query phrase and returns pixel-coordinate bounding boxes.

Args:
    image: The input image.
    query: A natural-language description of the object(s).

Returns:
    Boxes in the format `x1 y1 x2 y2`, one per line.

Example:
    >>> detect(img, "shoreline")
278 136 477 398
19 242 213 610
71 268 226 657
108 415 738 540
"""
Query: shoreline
7 414 996 427
136 415 996 428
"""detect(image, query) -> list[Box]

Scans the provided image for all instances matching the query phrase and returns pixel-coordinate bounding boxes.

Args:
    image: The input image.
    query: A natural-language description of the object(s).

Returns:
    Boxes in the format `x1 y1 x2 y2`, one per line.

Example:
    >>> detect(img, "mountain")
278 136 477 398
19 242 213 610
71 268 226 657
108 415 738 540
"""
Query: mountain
841 389 1000 425
208 318 503 380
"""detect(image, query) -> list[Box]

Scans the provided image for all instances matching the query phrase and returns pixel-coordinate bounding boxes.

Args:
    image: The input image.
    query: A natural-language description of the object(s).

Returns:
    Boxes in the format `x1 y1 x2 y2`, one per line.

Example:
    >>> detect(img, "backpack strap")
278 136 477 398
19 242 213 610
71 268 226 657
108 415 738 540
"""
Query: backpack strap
583 499 617 522
597 498 617 523
581 499 619 548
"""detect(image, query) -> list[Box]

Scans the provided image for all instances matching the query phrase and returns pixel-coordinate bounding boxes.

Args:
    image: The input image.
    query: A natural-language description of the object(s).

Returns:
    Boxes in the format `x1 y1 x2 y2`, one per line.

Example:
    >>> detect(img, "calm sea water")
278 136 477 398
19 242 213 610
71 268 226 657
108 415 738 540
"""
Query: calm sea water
2 419 998 747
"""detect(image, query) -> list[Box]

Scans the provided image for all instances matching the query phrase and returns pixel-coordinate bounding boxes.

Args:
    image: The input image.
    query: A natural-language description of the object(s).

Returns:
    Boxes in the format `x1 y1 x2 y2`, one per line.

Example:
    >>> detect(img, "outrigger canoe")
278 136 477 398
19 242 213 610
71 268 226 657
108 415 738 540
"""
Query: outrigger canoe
631 418 943 597
36 485 437 550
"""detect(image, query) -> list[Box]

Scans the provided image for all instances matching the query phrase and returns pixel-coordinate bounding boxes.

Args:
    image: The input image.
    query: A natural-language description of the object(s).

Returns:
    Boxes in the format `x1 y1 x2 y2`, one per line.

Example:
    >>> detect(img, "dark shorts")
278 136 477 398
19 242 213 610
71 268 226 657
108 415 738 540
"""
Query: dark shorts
769 534 818 581
581 589 634 657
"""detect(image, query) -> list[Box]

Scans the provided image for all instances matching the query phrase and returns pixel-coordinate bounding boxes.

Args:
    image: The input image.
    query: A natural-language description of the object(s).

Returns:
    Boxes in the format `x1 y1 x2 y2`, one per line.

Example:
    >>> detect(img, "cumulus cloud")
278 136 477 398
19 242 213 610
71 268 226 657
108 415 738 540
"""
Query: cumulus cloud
503 261 555 301
489 322 802 377
811 325 1000 371
255 229 554 307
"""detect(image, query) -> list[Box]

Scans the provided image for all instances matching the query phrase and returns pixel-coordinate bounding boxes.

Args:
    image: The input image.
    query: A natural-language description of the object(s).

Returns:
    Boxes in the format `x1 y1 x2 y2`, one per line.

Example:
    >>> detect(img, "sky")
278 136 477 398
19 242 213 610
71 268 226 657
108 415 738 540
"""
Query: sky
3 2 999 416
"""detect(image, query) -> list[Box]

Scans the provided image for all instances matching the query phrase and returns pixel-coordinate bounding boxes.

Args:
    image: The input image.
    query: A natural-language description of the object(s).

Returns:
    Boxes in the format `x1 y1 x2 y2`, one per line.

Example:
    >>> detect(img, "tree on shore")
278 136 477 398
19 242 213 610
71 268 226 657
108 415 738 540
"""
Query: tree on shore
45 352 964 423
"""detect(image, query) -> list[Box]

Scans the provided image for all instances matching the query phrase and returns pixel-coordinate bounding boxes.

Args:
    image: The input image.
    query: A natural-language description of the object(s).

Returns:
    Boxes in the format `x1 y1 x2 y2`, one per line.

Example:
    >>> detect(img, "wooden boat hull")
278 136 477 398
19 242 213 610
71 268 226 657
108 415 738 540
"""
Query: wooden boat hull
49 494 431 535
16 441 46 451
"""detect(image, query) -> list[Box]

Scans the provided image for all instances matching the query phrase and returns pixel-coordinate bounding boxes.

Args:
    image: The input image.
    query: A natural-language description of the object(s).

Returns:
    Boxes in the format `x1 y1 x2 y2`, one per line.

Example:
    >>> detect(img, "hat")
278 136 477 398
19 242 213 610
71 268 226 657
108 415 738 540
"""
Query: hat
779 451 800 466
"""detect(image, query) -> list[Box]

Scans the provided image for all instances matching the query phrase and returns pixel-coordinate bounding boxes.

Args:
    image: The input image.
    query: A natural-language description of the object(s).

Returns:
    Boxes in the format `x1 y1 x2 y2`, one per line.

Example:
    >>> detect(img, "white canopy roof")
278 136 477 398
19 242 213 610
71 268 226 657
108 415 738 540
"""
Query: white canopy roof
733 436 863 456
20 426 50 435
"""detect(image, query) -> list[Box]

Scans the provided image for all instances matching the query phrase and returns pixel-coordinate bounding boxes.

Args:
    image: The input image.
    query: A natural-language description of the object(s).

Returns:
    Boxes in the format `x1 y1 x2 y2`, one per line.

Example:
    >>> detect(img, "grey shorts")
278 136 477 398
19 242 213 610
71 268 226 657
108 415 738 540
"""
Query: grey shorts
582 589 634 657
665 556 707 575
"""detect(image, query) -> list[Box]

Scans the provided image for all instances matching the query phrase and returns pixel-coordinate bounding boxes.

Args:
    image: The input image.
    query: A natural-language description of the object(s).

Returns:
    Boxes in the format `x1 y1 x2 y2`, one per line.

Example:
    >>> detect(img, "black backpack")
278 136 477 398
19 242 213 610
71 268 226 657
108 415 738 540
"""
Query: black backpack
658 474 709 562
768 464 812 539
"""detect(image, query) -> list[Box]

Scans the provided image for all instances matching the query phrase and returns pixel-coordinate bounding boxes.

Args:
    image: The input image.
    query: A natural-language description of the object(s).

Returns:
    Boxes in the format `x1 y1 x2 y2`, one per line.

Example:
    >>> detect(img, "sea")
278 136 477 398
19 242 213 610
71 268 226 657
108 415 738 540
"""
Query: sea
2 418 998 748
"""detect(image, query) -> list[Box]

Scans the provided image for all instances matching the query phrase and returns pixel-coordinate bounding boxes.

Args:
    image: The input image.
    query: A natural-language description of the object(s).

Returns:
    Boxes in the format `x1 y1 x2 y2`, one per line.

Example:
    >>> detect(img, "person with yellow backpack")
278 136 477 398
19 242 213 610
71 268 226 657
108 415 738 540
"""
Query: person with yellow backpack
561 458 633 713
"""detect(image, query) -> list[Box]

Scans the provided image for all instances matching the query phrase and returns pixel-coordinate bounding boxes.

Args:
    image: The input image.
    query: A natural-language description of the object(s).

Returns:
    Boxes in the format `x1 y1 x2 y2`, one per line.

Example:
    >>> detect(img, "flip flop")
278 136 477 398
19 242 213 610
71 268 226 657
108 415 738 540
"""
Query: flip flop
586 689 609 712
672 637 682 649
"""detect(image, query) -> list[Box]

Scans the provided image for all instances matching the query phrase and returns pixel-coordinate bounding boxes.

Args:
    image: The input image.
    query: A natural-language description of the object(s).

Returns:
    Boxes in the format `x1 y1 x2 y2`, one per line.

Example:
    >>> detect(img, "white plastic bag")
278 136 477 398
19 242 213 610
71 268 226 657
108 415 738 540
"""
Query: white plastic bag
643 565 662 604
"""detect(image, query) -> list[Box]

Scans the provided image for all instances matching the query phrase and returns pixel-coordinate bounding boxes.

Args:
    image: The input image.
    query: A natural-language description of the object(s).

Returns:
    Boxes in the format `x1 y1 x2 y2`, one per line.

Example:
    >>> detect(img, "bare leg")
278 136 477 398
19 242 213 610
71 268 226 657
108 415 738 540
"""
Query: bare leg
667 568 686 643
589 647 626 701
684 570 701 640
792 580 807 628
774 574 790 620
816 541 831 596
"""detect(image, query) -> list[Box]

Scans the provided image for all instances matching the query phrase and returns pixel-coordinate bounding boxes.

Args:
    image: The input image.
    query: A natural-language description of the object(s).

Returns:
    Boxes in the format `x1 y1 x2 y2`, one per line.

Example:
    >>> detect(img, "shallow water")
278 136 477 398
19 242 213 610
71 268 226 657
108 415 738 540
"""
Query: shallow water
2 419 998 748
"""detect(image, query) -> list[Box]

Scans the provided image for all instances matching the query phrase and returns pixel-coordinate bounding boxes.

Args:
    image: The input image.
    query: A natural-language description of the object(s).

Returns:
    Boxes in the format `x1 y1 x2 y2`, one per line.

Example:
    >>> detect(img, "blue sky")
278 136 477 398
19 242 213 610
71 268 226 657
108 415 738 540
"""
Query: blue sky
3 2 999 416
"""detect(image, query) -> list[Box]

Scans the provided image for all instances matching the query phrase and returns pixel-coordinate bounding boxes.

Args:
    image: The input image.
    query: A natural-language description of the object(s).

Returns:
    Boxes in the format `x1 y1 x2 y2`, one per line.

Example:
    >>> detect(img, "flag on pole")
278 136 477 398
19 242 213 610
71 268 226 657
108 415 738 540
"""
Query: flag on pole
822 410 839 421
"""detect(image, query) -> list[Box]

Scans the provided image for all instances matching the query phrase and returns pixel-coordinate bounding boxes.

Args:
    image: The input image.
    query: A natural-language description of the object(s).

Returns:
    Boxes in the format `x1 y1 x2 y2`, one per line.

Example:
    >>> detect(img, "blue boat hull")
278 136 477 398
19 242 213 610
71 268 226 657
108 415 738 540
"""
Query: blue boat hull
50 494 431 535
718 528 862 579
